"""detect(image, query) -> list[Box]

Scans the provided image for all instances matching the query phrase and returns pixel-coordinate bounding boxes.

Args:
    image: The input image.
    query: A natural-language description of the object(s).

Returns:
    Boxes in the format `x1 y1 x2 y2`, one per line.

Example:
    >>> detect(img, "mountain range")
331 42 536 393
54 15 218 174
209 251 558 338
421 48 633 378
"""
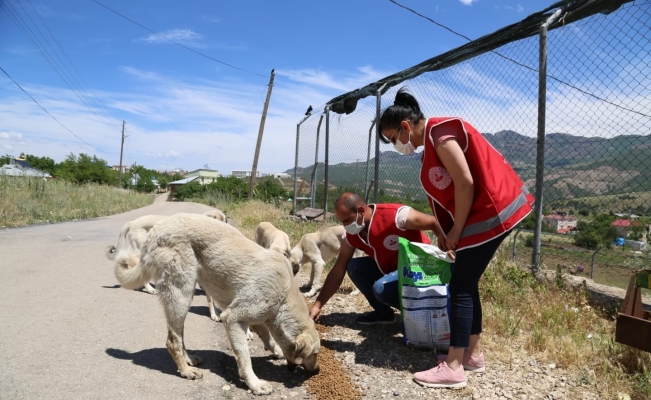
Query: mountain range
287 130 651 207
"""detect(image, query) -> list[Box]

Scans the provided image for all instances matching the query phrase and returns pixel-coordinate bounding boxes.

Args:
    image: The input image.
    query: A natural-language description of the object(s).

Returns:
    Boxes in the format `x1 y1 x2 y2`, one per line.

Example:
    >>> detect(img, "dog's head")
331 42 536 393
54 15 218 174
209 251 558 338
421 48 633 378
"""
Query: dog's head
285 331 320 374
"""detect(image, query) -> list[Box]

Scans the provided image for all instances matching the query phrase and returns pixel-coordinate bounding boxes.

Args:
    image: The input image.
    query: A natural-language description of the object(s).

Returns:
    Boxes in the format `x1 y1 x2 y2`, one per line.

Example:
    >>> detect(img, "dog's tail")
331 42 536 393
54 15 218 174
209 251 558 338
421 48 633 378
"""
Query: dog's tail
114 249 150 290
105 245 117 260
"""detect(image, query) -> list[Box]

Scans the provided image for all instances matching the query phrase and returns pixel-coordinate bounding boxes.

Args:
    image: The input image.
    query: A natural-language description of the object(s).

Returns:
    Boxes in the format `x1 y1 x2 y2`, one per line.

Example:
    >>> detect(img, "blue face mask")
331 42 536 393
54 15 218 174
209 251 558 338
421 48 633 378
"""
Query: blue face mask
344 211 365 235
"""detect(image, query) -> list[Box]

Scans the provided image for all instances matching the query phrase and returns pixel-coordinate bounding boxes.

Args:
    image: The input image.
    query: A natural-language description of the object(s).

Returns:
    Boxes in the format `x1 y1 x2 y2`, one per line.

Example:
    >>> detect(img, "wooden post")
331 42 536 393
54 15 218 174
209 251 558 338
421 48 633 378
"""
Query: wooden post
248 70 275 199
118 120 125 187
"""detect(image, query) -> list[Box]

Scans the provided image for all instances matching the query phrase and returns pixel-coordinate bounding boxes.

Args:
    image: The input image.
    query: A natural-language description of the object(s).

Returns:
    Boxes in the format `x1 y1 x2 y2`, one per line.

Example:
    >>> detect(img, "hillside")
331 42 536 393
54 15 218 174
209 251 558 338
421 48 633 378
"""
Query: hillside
287 131 651 213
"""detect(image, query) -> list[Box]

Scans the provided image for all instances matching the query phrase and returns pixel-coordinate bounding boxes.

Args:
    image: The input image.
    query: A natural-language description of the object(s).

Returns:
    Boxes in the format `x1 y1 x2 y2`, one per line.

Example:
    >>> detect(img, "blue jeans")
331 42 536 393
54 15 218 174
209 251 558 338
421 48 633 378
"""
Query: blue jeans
346 257 399 314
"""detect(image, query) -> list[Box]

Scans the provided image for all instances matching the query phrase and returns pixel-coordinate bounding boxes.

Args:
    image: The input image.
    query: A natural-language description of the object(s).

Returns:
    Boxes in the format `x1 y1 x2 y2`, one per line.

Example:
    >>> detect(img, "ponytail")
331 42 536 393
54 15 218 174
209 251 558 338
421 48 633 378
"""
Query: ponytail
379 87 424 143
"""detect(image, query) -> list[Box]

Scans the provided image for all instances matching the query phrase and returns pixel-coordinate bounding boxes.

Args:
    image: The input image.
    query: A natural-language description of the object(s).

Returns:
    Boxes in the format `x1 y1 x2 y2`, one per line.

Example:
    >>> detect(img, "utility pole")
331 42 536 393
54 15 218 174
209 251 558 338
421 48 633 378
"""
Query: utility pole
118 120 126 188
248 69 275 199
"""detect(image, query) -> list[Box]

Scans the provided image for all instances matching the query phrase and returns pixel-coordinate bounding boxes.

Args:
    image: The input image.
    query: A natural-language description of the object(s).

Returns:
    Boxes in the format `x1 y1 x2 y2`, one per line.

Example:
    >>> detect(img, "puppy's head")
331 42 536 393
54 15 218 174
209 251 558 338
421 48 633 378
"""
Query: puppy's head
285 331 320 374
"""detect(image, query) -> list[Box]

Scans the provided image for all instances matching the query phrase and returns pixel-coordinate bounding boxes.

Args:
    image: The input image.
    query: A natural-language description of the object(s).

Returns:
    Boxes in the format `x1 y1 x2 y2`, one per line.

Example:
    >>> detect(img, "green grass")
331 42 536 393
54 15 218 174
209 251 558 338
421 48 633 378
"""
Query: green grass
482 246 651 400
0 176 155 228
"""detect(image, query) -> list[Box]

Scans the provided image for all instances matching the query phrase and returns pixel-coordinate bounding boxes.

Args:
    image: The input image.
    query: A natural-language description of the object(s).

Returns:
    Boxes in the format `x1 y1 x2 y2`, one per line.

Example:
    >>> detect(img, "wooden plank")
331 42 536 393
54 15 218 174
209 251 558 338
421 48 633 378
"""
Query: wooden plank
620 275 644 318
615 313 651 353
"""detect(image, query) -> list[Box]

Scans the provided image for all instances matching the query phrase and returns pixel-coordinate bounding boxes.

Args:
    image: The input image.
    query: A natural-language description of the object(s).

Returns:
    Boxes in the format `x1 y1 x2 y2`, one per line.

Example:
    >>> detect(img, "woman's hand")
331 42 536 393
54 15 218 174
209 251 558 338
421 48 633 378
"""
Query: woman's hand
445 225 463 251
436 232 448 251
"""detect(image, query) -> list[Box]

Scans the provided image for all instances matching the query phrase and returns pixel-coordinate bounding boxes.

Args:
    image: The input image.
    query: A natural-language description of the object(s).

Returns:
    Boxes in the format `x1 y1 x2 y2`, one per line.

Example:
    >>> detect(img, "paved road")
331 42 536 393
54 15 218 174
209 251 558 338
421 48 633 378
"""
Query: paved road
0 195 308 399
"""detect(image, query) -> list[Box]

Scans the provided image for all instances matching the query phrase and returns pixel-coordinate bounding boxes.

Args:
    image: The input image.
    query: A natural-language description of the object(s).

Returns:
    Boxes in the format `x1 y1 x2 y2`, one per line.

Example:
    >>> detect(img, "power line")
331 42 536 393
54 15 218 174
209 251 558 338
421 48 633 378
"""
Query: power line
388 0 651 119
25 0 121 126
90 0 267 78
2 0 123 131
0 66 114 154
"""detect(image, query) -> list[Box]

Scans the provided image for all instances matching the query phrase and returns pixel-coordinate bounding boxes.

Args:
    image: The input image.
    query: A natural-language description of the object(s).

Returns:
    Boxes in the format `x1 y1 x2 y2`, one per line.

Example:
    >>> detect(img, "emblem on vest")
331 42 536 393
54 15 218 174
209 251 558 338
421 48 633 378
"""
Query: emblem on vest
383 234 399 251
428 166 452 190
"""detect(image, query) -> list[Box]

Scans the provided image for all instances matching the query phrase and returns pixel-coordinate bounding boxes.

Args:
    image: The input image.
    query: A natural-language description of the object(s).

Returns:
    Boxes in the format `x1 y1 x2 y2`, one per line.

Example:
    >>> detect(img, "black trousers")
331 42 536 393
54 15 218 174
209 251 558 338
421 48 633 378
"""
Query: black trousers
448 230 510 348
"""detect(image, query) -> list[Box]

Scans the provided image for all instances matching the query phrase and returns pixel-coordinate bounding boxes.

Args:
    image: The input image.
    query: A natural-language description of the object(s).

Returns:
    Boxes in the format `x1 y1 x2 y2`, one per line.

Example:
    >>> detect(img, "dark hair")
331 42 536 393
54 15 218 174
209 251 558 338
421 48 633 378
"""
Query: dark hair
379 87 424 143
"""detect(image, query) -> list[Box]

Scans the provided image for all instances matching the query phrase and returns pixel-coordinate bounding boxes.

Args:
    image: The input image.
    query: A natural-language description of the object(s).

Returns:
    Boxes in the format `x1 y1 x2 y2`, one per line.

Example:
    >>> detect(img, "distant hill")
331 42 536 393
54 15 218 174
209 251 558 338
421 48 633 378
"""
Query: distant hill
286 131 651 211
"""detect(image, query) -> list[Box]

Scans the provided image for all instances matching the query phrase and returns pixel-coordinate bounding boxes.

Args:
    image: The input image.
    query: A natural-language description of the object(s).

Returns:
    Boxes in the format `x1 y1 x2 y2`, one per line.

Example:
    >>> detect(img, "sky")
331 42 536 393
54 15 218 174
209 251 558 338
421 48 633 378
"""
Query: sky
1 0 645 175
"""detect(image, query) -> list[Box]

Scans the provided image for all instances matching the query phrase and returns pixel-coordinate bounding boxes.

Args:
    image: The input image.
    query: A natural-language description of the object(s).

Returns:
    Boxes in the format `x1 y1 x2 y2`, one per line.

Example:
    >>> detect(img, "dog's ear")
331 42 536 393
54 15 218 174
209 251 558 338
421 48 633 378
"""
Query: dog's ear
288 333 313 365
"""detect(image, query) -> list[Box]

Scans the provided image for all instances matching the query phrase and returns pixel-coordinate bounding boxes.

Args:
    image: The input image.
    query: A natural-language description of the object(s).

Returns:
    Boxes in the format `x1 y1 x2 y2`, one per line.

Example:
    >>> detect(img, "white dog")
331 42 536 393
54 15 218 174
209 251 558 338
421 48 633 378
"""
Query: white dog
255 222 293 265
290 225 346 297
113 214 320 395
106 211 224 321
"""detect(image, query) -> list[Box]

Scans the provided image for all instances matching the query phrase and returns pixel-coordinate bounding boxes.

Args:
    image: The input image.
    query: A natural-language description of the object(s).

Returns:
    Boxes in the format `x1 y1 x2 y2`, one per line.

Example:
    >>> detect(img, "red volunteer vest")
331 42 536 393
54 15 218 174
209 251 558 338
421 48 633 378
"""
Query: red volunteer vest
420 117 534 250
345 203 431 275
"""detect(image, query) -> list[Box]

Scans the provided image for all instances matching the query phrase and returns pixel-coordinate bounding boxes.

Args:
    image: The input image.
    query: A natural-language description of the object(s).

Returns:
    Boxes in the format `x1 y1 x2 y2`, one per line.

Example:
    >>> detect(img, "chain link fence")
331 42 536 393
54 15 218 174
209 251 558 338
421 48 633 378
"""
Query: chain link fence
292 0 651 290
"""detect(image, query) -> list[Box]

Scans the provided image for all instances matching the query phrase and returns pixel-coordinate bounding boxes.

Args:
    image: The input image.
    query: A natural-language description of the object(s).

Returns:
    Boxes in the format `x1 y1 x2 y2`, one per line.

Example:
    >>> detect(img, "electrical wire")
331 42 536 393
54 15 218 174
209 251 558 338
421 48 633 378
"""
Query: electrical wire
25 0 122 127
2 0 123 131
388 0 651 119
0 66 115 154
90 0 267 78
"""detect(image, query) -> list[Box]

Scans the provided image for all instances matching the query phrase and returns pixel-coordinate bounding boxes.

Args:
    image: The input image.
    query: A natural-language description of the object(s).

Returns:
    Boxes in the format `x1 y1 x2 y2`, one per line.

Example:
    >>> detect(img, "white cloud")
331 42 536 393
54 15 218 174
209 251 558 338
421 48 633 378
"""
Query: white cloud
276 66 388 92
1 58 646 178
0 132 23 141
458 0 478 6
504 4 524 12
137 29 204 46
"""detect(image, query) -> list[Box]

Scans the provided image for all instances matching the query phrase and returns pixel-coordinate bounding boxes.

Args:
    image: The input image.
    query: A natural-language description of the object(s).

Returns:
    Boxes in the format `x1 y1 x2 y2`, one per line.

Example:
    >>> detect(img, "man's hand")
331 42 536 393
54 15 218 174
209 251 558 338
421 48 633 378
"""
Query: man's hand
309 305 321 322
446 250 456 261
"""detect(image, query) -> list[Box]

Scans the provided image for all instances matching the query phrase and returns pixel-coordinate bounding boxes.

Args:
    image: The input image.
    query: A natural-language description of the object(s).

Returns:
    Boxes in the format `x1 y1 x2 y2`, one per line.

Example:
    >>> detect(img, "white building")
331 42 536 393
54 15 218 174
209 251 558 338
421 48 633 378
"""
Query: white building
232 170 261 178
184 169 221 185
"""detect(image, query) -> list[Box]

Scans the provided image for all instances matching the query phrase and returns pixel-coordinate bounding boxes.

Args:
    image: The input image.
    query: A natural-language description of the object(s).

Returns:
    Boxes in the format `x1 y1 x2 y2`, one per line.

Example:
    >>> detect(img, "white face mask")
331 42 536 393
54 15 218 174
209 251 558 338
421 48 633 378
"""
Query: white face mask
344 211 365 235
393 130 416 155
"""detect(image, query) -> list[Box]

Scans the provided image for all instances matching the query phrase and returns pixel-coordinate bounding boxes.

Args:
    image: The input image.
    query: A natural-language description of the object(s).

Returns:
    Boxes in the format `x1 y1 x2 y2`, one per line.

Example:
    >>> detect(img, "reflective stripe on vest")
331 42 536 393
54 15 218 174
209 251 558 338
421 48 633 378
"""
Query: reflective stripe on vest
461 186 530 239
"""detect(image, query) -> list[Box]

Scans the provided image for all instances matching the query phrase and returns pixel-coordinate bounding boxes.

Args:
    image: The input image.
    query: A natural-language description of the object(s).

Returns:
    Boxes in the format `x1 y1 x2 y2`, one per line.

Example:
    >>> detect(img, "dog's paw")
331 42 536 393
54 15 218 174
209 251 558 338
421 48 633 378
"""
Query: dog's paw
246 328 254 341
179 366 203 380
303 289 319 298
271 345 284 359
249 379 273 395
210 314 221 322
348 289 361 296
186 353 203 366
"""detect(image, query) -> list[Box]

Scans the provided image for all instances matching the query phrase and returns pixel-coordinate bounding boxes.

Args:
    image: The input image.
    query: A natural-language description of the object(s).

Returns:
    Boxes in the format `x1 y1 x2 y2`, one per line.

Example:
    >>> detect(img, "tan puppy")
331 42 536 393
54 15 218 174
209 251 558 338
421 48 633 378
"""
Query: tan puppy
290 225 346 297
255 221 292 264
113 214 320 395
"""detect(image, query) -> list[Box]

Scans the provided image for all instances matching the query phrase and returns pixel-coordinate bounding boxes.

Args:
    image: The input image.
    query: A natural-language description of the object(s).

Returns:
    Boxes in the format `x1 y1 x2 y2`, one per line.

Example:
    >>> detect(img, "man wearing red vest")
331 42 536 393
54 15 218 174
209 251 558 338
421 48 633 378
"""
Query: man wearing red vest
308 192 446 325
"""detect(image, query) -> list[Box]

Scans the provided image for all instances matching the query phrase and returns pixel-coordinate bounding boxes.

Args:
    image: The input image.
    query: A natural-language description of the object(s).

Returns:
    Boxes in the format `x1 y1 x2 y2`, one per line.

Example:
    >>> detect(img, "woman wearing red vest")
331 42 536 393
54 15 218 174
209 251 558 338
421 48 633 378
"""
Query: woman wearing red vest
380 88 533 389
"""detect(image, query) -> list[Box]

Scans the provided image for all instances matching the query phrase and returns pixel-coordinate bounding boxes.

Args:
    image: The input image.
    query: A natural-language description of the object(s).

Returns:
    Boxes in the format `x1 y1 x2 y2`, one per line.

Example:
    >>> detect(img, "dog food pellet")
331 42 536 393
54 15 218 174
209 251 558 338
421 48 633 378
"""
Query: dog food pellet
304 323 363 400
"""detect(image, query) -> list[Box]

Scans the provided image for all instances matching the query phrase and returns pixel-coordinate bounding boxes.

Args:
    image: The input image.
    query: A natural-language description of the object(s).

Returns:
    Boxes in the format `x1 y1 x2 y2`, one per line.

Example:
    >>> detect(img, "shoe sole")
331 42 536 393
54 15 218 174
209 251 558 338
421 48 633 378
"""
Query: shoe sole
413 378 466 389
464 365 485 373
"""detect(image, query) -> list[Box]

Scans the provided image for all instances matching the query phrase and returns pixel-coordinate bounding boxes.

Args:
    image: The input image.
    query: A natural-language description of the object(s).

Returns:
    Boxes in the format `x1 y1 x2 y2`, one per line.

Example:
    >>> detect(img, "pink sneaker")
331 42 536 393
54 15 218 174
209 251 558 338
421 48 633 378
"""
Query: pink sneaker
413 362 467 389
436 352 486 373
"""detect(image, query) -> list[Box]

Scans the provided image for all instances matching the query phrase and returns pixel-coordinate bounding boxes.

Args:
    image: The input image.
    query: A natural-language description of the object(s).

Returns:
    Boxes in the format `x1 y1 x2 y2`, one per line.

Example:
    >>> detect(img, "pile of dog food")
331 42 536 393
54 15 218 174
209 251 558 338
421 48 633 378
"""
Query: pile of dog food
304 324 364 400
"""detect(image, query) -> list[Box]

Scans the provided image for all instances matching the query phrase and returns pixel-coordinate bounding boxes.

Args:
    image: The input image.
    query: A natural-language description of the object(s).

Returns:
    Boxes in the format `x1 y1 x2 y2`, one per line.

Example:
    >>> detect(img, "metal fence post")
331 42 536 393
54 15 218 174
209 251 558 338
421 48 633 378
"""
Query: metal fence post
310 115 324 209
512 227 522 262
323 106 330 219
532 8 564 272
293 114 310 215
365 120 375 202
591 246 603 281
374 84 387 204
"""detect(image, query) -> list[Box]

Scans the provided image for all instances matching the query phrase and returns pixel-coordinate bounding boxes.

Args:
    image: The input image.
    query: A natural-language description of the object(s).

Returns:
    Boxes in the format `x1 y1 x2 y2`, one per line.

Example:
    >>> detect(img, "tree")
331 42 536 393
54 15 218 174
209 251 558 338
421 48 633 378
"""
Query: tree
0 154 11 166
573 213 618 250
254 177 287 202
55 153 117 185
25 154 56 174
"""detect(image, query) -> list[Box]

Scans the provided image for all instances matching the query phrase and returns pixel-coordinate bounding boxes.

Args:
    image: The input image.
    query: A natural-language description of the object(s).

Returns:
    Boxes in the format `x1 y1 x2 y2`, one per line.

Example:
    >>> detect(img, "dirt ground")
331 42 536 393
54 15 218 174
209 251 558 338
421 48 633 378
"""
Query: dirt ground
0 194 602 399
